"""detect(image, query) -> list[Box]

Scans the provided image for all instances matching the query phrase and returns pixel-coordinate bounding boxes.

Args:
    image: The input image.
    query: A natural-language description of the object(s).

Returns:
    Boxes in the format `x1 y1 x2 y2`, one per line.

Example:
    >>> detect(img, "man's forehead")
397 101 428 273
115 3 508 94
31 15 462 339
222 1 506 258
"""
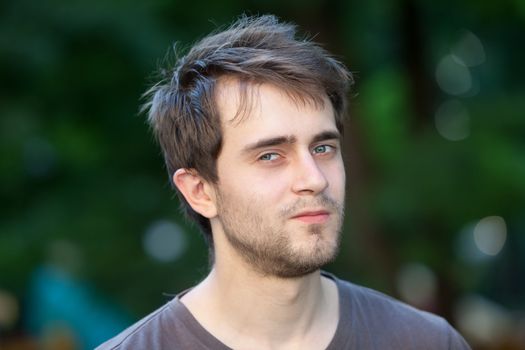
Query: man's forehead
214 77 329 126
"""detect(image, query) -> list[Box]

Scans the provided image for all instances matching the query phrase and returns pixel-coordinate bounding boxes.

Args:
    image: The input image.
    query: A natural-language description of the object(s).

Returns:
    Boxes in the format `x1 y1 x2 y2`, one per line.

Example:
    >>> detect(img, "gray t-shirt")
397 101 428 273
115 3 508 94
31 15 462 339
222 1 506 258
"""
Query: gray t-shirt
96 273 471 349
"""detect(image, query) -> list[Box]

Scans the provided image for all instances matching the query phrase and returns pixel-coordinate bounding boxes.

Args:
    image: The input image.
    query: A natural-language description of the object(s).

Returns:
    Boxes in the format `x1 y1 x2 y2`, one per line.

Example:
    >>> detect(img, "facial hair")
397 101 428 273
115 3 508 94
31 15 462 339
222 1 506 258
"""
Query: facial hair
216 191 344 278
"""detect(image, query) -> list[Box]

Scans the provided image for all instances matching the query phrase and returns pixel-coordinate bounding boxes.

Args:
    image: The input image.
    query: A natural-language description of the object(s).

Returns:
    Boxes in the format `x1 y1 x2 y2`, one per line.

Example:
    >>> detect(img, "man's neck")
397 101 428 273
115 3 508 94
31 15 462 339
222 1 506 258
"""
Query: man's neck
180 261 339 350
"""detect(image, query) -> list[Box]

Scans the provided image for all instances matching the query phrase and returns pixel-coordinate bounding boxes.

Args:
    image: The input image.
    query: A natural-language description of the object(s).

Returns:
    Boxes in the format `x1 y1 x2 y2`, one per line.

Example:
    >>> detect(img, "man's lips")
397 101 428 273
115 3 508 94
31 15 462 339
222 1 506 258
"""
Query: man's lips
290 210 330 224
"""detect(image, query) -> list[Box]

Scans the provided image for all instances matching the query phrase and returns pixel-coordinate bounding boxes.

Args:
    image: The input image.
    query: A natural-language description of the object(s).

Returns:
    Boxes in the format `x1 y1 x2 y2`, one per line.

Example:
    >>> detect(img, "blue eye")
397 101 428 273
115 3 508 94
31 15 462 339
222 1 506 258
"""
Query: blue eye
313 145 333 154
259 153 279 161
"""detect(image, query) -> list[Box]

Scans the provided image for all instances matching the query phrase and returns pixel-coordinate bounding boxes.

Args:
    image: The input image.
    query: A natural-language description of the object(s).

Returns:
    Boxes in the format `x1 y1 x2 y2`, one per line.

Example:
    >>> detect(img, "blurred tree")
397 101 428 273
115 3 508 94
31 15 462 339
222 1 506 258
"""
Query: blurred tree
1 0 524 348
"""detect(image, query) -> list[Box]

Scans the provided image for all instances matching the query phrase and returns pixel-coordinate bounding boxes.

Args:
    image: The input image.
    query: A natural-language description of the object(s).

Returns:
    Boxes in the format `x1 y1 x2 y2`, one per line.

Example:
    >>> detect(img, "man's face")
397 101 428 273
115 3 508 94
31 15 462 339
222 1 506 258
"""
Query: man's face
211 81 345 278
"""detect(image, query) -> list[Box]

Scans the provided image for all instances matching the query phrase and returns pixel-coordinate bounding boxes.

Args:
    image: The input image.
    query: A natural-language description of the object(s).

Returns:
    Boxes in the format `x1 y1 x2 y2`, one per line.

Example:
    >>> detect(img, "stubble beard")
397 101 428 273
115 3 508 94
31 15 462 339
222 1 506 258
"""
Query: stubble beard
216 191 344 279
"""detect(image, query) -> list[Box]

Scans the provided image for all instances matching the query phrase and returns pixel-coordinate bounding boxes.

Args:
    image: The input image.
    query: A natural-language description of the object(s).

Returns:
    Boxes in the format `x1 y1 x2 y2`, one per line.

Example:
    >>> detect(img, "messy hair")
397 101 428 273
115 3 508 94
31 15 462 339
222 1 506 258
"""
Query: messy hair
143 14 352 248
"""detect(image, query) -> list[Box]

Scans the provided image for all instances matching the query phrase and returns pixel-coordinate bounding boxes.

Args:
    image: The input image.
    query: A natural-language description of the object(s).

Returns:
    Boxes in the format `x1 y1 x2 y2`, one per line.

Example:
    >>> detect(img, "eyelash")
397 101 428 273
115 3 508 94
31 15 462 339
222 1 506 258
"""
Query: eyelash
312 144 335 155
258 153 280 161
257 144 336 162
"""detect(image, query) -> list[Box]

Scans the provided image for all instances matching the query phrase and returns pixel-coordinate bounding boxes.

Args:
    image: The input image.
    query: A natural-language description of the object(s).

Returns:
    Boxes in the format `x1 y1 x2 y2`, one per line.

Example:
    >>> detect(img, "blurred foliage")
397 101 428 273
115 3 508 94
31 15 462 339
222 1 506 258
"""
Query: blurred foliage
1 0 524 348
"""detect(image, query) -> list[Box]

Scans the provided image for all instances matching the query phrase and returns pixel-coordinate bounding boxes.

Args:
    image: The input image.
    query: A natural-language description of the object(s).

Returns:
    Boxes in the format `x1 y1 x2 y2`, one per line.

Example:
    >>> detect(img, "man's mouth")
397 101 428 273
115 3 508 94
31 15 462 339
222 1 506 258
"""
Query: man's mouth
290 210 330 224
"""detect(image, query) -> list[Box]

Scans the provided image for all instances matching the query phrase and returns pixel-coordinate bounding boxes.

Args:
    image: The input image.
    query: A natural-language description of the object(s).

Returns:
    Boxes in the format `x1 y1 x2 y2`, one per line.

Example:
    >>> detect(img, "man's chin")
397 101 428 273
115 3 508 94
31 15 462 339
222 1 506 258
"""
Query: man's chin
269 249 339 279
262 264 322 279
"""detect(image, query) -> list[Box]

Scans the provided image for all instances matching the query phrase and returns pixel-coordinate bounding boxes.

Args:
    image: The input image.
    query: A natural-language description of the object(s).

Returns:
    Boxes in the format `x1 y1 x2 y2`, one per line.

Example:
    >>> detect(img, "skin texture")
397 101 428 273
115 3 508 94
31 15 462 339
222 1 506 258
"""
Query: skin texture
213 81 345 278
173 80 345 349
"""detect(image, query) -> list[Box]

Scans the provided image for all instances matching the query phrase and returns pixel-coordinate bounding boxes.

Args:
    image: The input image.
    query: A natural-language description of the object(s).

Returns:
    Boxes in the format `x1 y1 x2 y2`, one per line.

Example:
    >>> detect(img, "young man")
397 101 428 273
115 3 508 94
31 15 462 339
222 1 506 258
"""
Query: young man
97 15 470 349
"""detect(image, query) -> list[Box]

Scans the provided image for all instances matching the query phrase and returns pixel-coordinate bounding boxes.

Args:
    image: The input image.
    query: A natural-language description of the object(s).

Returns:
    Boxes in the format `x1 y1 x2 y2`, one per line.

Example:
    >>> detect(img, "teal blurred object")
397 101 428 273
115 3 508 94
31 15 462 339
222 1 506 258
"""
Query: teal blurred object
26 266 132 349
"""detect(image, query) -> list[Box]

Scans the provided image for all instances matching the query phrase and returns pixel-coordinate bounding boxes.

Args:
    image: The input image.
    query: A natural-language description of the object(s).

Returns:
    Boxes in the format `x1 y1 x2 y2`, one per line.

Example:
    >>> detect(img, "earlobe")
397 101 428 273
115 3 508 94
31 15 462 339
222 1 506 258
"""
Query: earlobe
172 169 218 218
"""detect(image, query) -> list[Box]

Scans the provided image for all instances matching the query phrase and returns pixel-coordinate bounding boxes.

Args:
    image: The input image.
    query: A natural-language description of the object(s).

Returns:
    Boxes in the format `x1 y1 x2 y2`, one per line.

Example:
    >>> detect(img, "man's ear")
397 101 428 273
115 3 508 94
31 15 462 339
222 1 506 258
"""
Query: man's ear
172 168 217 219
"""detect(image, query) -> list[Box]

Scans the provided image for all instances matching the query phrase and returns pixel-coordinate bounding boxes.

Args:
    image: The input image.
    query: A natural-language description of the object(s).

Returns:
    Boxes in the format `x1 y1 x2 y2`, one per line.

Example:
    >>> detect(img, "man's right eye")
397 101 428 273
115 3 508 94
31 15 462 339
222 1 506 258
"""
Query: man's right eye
259 153 280 161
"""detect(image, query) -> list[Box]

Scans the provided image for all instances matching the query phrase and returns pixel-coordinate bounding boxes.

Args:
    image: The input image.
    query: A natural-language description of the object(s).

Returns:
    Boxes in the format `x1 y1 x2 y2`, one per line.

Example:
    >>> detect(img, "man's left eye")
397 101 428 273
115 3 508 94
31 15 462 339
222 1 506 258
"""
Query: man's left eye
312 145 333 154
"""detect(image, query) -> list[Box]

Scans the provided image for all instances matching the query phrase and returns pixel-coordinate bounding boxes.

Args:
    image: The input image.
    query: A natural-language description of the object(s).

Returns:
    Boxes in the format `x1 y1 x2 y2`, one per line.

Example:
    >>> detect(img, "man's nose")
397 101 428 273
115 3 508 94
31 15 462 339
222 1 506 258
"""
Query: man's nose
291 153 328 195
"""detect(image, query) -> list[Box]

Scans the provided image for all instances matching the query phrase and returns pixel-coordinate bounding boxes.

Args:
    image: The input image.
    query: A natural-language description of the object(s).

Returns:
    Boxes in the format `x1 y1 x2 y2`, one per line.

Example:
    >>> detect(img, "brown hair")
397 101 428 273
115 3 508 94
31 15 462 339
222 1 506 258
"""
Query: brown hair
143 14 352 246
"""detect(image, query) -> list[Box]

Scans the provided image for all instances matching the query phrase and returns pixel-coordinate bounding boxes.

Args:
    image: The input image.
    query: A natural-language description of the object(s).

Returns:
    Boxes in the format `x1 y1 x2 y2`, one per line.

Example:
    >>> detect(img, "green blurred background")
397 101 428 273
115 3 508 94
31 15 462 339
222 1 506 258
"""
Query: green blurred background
1 0 524 349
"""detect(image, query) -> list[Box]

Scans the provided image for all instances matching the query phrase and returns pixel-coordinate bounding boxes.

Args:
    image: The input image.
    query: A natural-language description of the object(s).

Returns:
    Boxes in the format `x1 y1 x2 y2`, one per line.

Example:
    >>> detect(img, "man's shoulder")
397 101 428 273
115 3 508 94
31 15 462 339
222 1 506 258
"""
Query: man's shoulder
95 301 175 350
333 276 471 349
95 296 226 350
338 277 445 325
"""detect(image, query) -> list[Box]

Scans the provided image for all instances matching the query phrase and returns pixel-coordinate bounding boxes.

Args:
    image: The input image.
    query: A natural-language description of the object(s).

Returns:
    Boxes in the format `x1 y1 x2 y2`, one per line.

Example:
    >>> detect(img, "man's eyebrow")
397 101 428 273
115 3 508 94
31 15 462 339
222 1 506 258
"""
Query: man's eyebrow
241 131 340 155
242 135 297 154
311 130 341 144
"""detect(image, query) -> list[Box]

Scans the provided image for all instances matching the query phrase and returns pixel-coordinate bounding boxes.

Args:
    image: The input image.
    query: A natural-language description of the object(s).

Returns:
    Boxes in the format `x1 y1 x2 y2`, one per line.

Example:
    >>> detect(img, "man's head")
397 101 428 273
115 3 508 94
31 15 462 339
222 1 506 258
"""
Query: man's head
206 81 347 277
144 14 352 254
